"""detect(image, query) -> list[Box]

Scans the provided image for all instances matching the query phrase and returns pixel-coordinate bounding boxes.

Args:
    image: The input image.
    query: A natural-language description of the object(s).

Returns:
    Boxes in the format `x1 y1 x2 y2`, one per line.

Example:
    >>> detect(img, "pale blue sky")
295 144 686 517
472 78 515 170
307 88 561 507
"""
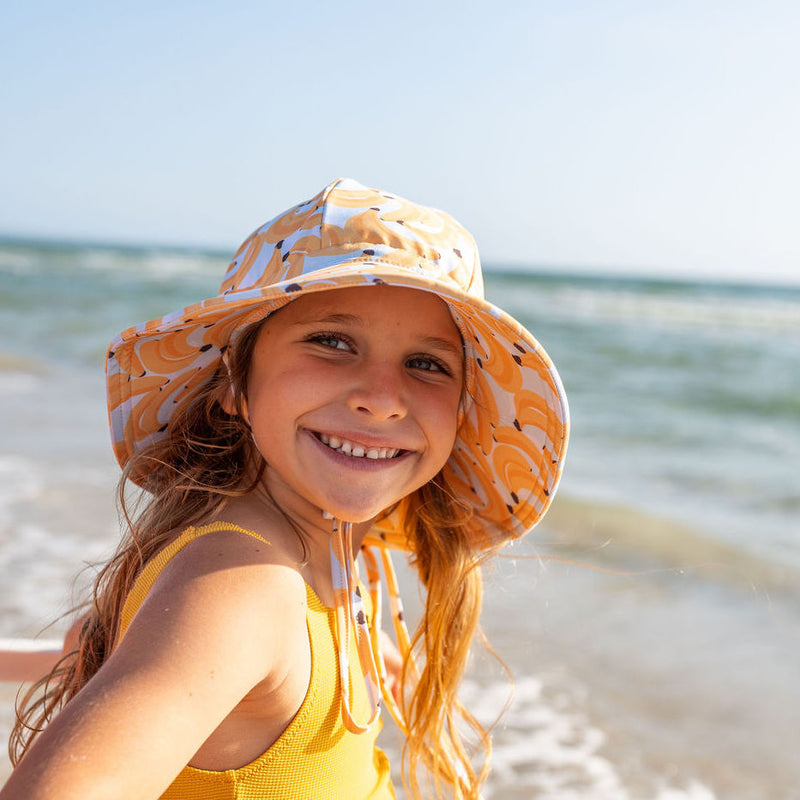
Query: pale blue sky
2 0 799 283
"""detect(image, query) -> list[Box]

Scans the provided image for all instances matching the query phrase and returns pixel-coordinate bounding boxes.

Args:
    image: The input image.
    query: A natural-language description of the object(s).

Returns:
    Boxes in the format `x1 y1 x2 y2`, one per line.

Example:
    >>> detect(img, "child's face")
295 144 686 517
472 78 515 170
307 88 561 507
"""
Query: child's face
245 285 464 523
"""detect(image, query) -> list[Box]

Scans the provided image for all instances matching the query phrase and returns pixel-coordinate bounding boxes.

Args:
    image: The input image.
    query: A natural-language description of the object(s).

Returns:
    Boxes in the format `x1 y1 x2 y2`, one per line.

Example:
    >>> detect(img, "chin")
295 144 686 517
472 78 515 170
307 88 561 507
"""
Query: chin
315 496 396 526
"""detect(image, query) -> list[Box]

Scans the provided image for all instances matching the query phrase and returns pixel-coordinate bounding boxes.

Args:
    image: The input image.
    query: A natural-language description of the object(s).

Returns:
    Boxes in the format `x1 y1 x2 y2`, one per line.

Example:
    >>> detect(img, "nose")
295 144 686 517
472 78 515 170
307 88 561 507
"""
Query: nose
347 360 408 421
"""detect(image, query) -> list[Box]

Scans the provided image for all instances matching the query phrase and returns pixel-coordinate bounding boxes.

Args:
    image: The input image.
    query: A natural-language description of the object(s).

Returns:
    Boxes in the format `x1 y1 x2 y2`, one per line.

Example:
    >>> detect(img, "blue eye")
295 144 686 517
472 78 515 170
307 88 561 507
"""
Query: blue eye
309 332 352 351
408 356 449 374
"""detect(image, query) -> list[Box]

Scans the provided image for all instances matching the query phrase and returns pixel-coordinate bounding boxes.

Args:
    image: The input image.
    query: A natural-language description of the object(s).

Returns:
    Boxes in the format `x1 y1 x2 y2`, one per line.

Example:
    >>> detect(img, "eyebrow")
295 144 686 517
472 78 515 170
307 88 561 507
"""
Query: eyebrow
296 314 464 359
419 336 464 360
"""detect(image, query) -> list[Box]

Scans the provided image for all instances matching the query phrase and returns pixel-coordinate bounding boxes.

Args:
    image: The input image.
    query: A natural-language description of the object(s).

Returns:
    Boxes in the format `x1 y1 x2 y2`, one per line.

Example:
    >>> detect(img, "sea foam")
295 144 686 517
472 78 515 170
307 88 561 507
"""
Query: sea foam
459 677 718 800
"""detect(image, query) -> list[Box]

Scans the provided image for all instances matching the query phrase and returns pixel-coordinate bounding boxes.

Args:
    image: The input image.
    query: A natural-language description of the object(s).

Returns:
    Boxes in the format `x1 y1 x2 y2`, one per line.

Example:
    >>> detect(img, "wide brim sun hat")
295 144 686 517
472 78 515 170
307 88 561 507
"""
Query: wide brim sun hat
106 178 569 552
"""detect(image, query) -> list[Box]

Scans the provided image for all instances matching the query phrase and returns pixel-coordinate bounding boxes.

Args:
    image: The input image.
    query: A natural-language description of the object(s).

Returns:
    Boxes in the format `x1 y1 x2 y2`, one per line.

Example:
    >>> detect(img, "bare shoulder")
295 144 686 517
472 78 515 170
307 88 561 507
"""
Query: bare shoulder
156 523 303 593
121 524 309 686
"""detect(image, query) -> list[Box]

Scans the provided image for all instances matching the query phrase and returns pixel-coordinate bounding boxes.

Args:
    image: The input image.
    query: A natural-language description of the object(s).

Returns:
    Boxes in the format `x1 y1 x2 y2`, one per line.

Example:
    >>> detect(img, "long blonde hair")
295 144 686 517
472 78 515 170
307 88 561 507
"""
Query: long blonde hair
11 319 495 799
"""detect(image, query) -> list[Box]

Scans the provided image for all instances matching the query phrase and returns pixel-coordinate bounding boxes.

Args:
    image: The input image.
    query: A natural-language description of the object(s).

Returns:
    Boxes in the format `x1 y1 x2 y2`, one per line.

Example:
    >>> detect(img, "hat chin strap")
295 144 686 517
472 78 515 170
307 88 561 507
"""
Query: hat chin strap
327 515 414 735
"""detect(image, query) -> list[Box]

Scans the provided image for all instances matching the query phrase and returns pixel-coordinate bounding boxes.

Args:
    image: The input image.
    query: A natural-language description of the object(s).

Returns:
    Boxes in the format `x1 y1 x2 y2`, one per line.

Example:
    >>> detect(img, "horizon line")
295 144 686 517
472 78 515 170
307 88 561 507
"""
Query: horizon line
1 231 798 293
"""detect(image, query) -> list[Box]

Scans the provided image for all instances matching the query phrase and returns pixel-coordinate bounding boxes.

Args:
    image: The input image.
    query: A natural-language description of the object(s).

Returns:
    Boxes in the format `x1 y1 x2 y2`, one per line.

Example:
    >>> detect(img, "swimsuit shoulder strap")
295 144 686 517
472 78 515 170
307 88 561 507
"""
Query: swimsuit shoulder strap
117 522 269 642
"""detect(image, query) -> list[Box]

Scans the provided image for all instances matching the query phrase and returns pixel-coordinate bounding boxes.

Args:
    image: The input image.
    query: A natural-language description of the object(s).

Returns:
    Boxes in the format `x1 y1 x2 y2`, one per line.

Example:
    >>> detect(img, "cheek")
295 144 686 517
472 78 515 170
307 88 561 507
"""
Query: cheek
246 364 329 451
245 366 290 432
249 359 309 405
425 392 462 461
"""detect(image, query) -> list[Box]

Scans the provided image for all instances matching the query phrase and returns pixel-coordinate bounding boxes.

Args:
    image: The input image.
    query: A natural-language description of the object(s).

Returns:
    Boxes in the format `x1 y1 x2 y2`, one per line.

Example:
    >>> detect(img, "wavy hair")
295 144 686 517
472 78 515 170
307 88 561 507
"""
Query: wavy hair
10 317 497 800
399 479 499 799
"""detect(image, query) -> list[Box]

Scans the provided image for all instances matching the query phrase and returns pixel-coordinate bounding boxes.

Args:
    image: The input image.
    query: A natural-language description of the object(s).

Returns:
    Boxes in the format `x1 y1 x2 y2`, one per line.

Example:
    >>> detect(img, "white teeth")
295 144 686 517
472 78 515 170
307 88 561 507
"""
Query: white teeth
317 434 399 460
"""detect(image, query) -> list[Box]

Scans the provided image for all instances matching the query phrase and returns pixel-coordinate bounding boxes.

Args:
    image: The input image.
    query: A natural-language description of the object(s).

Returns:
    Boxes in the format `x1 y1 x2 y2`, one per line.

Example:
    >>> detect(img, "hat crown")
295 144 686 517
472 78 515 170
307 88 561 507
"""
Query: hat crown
218 178 485 299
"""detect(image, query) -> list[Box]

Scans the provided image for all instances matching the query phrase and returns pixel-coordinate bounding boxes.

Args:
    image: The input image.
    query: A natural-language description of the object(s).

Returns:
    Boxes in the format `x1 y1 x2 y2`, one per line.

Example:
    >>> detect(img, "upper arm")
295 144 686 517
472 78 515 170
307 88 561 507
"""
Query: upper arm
1 533 307 800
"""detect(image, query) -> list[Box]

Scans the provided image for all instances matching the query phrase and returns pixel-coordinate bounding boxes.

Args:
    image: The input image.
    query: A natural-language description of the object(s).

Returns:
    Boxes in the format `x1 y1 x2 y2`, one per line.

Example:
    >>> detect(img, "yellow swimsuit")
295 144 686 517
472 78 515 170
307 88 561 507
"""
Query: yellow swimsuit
116 523 395 800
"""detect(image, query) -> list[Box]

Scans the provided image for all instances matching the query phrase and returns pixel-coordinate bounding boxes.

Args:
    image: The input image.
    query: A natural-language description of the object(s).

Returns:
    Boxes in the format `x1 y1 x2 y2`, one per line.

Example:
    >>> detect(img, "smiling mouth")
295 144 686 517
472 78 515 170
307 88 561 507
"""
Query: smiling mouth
314 432 404 460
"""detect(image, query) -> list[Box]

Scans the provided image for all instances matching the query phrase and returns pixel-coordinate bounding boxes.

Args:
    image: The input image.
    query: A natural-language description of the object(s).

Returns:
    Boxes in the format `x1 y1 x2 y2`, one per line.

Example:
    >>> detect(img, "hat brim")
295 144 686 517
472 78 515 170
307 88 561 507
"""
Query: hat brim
107 261 569 550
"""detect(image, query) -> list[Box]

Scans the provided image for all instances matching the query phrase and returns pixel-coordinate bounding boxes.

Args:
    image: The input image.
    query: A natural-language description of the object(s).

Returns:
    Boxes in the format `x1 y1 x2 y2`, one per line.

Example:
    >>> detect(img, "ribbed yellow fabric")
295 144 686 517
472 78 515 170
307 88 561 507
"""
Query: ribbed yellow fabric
116 523 396 800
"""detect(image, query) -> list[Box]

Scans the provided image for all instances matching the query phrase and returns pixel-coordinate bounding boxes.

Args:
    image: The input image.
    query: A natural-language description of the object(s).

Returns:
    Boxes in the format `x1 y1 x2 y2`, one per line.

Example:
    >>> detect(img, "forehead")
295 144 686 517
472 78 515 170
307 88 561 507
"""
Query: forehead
266 285 462 341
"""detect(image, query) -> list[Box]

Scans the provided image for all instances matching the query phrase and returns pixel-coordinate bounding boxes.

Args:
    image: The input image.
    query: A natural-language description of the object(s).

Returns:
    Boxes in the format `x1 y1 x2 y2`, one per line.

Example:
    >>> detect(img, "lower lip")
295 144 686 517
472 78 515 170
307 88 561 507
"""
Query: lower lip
306 431 411 471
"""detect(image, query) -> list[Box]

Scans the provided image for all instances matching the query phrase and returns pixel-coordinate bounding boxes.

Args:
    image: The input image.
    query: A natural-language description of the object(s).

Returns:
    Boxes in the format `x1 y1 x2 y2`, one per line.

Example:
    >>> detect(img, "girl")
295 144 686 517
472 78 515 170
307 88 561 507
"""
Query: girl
3 178 569 800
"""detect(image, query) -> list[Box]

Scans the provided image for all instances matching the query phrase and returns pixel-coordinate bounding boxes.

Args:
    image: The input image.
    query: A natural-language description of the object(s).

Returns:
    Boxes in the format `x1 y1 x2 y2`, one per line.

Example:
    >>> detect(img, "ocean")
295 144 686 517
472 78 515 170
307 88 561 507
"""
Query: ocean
1 238 798 798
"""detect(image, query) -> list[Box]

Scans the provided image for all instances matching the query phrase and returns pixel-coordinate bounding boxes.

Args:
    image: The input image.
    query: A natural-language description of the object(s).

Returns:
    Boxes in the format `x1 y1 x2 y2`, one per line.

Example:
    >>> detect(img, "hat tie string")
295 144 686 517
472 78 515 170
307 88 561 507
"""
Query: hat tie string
329 519 416 734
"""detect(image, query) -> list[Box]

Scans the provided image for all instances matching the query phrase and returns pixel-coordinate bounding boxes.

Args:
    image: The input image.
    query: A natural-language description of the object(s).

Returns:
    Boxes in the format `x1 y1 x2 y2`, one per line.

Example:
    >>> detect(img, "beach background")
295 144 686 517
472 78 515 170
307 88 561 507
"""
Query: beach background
1 238 798 798
3 1 800 797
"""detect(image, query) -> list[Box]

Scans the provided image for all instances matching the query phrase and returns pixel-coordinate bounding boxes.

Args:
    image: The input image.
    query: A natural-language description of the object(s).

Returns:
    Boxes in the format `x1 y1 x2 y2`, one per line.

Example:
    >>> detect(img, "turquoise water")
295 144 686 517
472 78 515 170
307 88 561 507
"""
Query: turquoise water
489 269 800 569
1 238 798 798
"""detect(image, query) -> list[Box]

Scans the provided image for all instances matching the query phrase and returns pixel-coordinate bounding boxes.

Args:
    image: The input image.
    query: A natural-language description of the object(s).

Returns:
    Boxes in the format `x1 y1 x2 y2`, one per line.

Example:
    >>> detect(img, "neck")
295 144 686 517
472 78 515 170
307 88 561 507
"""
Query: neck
216 467 375 605
257 470 375 549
